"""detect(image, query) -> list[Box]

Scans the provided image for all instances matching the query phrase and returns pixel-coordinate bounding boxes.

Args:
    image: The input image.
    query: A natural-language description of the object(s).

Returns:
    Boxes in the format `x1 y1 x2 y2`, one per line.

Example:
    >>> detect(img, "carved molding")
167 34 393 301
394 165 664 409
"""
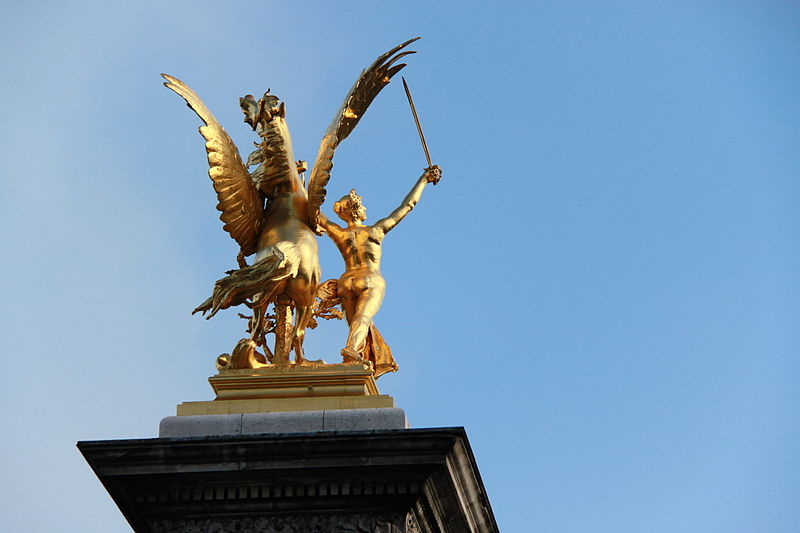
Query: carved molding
137 479 420 506
405 511 422 533
152 512 413 533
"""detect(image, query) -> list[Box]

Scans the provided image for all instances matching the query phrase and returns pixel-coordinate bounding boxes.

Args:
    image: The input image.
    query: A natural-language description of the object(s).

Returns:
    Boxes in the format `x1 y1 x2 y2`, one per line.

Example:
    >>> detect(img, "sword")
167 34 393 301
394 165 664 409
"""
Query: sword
402 77 440 185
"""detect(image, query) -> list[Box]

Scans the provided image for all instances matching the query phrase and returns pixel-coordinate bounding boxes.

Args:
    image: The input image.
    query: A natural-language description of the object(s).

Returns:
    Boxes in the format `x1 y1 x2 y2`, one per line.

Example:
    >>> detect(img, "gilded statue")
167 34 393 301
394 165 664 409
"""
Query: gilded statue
317 166 441 374
163 38 439 374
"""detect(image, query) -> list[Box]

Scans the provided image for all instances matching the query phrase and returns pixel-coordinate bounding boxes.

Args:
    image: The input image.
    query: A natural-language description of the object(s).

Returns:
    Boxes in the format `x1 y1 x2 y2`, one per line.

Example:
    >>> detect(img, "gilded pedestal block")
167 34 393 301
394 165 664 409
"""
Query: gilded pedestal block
177 362 395 415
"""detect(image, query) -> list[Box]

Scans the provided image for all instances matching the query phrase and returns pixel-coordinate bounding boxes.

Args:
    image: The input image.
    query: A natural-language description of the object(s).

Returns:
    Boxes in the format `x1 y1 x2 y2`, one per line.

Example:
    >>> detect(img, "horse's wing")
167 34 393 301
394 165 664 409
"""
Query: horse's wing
306 38 420 229
163 74 262 256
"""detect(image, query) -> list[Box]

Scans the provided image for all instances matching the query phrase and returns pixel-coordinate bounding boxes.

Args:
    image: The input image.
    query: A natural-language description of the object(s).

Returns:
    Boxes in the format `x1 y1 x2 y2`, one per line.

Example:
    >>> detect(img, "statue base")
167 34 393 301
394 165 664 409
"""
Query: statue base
176 361 395 415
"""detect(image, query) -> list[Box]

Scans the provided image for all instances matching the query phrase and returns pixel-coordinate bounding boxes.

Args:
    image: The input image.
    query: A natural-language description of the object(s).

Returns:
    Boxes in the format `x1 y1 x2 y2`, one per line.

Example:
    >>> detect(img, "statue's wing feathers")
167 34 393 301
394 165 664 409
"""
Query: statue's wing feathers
163 74 262 256
334 38 419 143
306 38 420 227
306 137 336 231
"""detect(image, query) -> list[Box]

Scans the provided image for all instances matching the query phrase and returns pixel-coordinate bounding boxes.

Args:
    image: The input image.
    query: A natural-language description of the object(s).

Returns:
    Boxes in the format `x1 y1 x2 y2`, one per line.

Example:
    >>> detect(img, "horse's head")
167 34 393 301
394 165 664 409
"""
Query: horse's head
240 91 286 132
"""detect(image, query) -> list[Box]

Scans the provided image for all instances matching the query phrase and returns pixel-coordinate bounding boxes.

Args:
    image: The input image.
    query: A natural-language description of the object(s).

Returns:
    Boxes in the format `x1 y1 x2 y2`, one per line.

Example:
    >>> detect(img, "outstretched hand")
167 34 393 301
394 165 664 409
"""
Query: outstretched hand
424 165 442 185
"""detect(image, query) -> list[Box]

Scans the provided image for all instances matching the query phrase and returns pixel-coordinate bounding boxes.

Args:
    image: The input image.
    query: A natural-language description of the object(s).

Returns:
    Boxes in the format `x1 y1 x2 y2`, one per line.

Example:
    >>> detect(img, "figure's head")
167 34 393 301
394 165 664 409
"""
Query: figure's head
333 189 366 223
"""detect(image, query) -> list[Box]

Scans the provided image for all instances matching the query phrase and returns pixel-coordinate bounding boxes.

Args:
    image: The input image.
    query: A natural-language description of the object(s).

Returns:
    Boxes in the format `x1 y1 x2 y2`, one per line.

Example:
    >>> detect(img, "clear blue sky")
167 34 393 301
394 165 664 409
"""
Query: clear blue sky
1 2 798 532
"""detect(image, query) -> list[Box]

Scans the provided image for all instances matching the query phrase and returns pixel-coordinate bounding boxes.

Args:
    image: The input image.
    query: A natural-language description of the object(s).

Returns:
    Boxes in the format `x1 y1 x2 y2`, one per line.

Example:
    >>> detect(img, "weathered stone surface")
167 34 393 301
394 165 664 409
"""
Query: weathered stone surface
78 428 498 533
322 407 408 431
159 407 408 437
241 409 324 434
159 413 244 437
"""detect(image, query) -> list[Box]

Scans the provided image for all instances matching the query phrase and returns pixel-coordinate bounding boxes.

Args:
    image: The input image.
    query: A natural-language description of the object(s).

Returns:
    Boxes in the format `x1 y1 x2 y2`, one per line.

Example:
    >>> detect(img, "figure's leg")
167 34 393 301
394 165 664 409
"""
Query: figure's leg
338 286 357 325
336 277 360 362
342 280 385 361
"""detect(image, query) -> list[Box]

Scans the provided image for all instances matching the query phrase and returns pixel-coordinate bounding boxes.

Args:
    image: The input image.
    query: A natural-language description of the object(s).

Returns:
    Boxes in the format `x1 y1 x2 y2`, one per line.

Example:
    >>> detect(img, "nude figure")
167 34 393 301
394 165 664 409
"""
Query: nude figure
317 165 442 363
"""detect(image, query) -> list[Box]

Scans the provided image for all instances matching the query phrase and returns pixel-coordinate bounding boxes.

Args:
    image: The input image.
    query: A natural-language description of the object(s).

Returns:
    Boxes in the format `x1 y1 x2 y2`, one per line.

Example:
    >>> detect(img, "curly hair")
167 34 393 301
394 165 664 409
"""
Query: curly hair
333 189 364 221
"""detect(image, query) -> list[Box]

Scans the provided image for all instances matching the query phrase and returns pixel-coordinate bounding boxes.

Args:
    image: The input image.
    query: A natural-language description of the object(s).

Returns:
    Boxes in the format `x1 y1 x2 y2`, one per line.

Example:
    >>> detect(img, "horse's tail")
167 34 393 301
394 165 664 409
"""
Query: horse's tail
193 242 300 318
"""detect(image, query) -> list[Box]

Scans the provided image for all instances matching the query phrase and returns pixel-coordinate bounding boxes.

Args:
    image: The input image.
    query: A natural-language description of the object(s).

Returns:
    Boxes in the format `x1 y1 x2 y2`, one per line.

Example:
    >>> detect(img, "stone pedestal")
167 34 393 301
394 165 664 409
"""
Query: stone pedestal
80 362 497 531
78 427 499 533
159 407 409 437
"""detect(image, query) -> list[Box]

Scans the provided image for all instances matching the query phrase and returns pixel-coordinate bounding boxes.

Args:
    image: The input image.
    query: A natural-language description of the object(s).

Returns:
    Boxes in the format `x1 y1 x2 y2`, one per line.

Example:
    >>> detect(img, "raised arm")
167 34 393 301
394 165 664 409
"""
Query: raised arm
317 211 343 237
375 166 441 234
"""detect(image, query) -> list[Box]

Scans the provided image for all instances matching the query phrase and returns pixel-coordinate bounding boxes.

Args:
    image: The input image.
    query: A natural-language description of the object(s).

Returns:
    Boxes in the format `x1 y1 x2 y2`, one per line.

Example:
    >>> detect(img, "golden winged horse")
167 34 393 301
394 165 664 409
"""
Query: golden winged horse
163 38 419 366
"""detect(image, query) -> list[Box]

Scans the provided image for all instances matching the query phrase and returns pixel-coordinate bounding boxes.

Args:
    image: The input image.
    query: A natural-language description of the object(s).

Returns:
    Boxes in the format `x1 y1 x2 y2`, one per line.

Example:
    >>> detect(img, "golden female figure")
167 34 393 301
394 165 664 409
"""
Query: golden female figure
318 166 442 365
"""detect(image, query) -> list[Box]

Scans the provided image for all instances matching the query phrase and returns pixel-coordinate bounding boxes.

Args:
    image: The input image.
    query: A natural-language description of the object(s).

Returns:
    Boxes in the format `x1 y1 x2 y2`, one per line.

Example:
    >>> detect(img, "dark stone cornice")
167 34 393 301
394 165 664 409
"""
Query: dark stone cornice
78 427 498 533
